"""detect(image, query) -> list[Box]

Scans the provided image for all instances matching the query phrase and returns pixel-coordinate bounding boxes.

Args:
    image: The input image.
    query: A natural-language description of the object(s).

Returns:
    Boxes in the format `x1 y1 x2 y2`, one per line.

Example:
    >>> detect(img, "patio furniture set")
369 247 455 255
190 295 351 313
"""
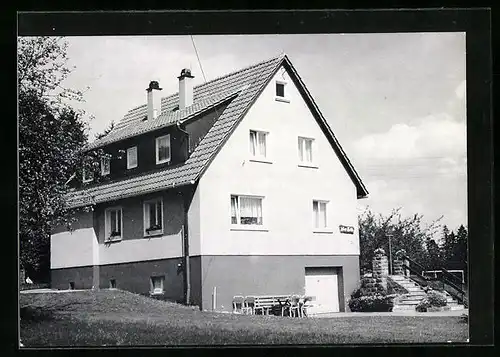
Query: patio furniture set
232 294 315 317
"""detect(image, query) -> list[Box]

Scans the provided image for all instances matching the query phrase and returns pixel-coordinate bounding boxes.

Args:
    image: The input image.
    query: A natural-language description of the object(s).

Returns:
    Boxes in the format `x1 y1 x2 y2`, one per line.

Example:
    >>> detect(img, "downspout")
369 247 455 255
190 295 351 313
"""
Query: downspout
182 185 193 306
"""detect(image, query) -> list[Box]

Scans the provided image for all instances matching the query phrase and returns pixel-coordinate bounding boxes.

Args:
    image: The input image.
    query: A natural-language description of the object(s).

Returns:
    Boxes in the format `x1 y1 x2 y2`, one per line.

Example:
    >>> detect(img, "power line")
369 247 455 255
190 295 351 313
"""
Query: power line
190 35 207 83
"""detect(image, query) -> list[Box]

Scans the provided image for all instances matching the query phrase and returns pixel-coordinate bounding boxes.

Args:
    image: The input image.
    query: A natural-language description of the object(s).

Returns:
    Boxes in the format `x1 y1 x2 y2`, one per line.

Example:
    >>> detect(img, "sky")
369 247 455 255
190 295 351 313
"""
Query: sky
60 33 467 232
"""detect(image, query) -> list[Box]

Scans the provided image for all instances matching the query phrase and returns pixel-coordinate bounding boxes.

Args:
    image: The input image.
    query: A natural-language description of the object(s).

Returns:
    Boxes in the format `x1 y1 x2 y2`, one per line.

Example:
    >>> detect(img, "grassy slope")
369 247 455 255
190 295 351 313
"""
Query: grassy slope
20 290 468 346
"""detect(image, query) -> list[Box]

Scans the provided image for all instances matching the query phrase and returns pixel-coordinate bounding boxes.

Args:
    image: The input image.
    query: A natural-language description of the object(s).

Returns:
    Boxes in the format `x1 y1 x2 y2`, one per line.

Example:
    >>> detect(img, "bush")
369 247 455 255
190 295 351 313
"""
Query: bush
415 291 448 312
427 291 447 307
348 294 394 312
348 277 395 312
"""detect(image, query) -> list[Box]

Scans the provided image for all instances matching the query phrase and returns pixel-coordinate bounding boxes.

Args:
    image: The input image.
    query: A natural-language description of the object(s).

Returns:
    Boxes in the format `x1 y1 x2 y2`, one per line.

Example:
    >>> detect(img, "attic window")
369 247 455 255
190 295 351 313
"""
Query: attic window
275 81 289 103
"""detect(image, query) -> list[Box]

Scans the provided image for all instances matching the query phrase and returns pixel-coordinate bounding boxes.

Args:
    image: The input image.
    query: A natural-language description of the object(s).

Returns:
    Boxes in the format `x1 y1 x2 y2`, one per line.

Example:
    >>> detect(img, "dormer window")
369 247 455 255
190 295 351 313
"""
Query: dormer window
82 167 93 183
127 146 138 169
101 156 110 176
155 134 171 165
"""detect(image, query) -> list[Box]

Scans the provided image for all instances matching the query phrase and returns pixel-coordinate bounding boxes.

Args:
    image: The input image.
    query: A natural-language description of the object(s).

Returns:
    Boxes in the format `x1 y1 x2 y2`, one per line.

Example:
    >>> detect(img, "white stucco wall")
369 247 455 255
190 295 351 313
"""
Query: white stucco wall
187 185 202 256
51 211 99 269
199 65 361 256
98 236 183 265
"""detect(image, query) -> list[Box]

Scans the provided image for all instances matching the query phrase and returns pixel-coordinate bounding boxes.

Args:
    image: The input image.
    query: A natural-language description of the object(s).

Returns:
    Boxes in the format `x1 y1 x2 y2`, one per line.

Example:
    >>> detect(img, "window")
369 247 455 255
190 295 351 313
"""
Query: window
127 146 138 169
276 82 285 98
298 137 314 164
105 207 123 241
101 156 110 176
313 200 328 229
249 130 267 159
231 195 263 225
82 167 94 183
109 279 116 289
144 198 163 236
150 276 164 295
156 135 171 164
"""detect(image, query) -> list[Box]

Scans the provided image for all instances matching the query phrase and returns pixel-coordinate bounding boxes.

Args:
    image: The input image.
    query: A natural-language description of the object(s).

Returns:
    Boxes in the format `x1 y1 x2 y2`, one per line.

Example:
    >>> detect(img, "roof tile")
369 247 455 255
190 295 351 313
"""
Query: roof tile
67 54 284 208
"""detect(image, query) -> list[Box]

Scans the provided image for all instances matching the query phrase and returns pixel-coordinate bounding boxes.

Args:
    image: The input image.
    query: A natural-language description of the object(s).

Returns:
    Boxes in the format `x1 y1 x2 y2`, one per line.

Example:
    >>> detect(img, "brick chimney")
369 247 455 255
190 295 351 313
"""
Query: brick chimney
146 80 162 120
178 68 194 110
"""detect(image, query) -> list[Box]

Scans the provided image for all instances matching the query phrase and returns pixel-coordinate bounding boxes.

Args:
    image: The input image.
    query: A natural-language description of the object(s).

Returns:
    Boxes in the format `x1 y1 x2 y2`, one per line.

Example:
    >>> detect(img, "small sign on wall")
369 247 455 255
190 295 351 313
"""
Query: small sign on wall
339 225 355 234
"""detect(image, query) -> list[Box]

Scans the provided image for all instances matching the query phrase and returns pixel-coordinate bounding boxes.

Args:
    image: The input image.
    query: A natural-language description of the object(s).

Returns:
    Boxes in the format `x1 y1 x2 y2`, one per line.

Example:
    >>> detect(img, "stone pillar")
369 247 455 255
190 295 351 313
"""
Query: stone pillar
395 249 408 277
372 248 389 289
393 258 403 275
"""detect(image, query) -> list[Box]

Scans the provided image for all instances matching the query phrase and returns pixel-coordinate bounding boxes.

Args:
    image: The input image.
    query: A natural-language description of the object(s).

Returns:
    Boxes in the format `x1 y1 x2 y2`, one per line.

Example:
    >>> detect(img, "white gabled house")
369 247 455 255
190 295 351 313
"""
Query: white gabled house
51 53 368 313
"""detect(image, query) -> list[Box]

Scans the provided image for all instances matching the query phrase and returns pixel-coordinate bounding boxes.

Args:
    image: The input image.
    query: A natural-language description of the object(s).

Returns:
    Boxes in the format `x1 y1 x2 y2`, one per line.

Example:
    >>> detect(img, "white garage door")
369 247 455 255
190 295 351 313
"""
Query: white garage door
305 268 340 315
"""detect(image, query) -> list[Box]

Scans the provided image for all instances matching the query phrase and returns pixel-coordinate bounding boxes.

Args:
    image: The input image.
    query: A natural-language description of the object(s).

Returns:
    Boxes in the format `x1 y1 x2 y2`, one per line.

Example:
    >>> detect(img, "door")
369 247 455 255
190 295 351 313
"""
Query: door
305 267 340 315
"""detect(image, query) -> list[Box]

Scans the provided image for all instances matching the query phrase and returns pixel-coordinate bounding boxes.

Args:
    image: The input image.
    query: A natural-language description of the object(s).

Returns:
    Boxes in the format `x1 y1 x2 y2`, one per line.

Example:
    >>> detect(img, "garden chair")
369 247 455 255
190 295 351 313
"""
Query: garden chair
232 295 245 314
301 296 315 317
243 296 255 315
289 295 301 317
276 298 291 317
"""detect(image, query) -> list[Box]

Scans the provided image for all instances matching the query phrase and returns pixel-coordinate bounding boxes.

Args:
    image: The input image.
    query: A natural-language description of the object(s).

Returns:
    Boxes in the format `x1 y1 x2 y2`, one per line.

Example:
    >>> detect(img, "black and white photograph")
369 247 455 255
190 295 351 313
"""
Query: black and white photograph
17 10 492 347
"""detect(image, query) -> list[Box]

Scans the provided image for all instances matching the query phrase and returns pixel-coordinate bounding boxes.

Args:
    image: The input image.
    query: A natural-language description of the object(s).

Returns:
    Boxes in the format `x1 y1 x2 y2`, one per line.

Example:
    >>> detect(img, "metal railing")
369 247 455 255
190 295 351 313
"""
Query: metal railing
400 254 467 305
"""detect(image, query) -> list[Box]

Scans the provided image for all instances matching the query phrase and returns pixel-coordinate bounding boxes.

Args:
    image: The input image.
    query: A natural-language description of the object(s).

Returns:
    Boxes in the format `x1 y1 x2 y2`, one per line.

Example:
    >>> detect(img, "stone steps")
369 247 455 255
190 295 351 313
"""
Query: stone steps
388 275 465 311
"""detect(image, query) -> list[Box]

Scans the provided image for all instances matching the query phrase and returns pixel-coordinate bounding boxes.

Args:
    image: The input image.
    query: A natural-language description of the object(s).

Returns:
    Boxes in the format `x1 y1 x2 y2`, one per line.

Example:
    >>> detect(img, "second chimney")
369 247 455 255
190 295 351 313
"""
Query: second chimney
146 80 162 120
178 68 194 110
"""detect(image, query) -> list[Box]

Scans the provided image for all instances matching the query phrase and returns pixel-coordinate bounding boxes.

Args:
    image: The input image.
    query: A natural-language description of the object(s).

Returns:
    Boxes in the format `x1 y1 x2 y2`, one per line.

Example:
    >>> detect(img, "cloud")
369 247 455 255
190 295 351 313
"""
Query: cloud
353 113 466 162
455 80 466 100
353 112 467 229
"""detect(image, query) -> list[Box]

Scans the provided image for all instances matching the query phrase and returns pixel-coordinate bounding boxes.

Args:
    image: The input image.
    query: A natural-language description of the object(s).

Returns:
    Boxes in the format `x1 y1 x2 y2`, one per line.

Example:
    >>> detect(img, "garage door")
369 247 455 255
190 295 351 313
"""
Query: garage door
305 267 340 315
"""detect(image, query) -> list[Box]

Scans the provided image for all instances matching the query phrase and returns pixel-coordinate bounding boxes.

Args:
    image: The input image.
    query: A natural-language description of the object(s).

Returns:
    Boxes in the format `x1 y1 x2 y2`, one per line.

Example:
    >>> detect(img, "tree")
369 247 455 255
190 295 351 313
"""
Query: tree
358 207 443 273
425 237 442 270
18 36 89 281
95 120 115 140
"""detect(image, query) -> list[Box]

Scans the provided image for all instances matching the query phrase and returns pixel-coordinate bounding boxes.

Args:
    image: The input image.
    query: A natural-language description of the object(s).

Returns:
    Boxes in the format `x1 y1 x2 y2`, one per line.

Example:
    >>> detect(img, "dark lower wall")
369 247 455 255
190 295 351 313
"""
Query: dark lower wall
51 257 202 306
51 266 94 290
199 255 360 312
99 258 184 302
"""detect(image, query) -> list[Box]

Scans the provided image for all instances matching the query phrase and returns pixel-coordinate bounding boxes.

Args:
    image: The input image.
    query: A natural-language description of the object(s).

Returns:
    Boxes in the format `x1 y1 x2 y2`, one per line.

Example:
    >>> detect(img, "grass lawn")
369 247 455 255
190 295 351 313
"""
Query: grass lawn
20 290 468 346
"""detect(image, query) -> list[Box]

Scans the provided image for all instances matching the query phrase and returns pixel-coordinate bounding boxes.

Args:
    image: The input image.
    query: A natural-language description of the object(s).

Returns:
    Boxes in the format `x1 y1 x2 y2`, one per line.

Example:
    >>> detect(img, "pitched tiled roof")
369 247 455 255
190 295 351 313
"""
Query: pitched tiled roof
67 53 368 208
66 54 285 208
86 89 241 150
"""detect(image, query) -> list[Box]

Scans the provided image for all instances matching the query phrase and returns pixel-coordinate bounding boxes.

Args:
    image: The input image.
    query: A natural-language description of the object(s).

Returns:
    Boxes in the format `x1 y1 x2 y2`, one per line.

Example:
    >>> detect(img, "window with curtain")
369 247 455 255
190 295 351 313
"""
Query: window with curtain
144 198 163 235
156 134 171 164
298 137 314 164
313 200 327 229
127 146 138 169
231 195 263 225
101 156 111 176
105 207 122 241
249 130 267 159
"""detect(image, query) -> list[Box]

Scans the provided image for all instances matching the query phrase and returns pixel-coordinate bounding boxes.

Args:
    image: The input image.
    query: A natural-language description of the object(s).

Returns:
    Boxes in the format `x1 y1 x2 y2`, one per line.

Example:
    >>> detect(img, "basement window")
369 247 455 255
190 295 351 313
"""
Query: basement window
150 276 164 295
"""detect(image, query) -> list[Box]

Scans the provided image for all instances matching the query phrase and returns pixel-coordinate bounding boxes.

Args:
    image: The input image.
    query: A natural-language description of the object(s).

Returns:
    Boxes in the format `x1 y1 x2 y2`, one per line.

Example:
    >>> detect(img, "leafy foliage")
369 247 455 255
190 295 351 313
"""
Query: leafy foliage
440 224 468 281
18 37 91 280
358 208 443 273
415 290 448 312
348 276 395 312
